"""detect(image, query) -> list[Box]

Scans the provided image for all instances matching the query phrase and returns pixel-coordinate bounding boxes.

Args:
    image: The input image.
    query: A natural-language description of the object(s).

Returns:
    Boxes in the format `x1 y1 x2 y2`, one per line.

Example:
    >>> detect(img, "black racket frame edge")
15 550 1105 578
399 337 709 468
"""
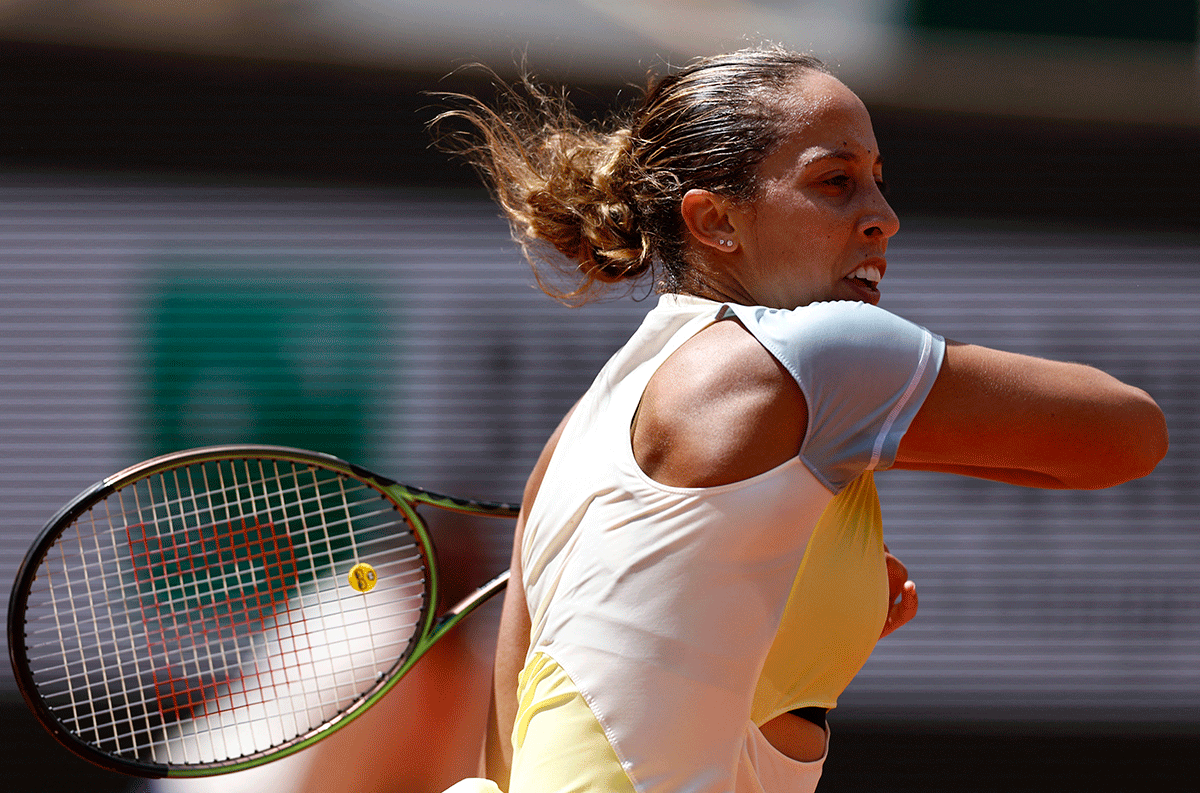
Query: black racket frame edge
5 475 172 776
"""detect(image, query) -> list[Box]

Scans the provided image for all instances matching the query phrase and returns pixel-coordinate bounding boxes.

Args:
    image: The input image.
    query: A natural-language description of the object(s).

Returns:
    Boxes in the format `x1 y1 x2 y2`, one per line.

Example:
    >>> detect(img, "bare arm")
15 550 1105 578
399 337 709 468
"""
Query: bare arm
482 404 577 788
894 341 1168 489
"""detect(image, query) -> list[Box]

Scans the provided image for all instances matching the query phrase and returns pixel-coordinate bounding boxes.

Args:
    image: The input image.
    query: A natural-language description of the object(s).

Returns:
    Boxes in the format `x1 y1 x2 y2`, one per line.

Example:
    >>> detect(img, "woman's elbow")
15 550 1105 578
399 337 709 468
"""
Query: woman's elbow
1077 387 1169 489
1122 387 1169 480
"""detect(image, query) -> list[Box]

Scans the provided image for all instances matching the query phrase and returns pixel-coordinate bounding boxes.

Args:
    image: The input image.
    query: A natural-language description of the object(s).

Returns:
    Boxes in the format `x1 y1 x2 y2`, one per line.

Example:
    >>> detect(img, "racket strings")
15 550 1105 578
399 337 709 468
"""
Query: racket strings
34 511 418 599
21 456 432 768
22 548 427 647
34 527 417 758
25 499 421 647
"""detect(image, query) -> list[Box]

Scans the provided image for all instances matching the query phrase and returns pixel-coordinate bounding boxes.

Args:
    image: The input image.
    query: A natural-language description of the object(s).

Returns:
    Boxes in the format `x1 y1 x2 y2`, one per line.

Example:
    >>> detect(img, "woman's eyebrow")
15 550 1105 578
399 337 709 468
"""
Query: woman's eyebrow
801 148 884 168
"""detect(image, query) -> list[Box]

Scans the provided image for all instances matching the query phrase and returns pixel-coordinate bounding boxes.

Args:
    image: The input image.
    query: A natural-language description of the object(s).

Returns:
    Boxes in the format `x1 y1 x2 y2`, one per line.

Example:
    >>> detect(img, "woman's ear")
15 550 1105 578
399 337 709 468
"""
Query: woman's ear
681 189 740 253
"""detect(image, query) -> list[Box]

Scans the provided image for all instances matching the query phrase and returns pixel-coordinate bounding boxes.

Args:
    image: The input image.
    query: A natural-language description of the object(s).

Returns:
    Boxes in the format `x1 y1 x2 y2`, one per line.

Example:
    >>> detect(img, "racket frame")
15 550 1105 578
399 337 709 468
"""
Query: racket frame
7 445 517 777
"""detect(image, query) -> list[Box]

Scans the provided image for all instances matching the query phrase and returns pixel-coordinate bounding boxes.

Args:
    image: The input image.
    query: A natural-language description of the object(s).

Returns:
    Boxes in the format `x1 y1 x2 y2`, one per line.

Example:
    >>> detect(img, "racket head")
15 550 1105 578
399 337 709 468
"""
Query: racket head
8 445 446 777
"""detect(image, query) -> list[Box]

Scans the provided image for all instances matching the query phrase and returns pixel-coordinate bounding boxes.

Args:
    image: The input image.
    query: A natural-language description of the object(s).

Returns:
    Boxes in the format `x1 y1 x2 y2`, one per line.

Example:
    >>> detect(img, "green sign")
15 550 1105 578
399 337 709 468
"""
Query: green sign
143 260 391 462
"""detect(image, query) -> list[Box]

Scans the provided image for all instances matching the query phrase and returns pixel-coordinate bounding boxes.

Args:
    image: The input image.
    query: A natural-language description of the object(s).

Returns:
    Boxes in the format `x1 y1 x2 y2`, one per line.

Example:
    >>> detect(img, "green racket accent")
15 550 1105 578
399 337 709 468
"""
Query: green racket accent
8 445 517 778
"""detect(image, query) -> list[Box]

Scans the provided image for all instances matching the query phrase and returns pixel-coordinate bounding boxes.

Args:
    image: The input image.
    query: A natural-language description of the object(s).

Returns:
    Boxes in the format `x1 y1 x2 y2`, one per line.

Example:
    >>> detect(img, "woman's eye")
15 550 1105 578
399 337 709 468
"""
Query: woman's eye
822 175 850 188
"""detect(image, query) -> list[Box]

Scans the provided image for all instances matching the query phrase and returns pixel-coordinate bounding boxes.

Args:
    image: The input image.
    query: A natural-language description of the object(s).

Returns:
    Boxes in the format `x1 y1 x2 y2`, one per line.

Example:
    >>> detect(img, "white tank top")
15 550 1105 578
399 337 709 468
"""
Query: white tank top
521 294 942 792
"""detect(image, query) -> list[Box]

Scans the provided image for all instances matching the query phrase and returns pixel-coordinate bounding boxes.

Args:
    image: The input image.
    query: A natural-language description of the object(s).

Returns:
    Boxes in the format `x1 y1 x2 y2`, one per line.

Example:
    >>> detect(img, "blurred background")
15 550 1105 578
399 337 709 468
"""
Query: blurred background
1 1 1197 791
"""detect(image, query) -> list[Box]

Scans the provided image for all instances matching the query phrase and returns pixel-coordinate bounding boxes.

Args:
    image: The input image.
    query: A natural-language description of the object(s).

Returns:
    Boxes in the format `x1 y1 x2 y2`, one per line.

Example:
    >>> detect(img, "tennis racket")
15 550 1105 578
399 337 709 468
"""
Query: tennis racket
7 444 518 778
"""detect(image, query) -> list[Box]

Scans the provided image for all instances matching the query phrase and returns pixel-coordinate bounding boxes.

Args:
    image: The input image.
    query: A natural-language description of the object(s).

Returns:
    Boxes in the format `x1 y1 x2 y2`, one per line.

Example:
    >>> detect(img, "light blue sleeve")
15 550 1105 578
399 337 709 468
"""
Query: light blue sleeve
721 301 945 493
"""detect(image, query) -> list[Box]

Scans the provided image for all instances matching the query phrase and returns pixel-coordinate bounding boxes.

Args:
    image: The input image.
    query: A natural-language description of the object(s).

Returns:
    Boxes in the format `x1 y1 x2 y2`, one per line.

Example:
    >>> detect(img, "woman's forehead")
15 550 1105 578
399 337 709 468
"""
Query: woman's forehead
772 74 880 160
776 71 859 115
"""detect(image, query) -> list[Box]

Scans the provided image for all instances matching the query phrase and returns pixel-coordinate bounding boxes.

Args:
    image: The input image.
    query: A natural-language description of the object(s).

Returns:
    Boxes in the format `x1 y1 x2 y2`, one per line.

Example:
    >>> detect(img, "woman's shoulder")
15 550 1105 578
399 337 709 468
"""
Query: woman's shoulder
722 300 942 395
632 317 807 488
638 299 945 492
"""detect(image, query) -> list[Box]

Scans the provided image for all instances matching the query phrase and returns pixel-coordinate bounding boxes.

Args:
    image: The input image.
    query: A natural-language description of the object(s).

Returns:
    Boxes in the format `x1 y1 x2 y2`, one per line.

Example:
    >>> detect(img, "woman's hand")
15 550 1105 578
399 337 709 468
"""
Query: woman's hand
880 543 918 639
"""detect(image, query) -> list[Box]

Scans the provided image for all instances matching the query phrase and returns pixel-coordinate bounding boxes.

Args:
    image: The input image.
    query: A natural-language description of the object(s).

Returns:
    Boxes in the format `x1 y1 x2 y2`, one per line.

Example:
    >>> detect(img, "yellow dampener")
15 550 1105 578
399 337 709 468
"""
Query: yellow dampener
347 562 378 593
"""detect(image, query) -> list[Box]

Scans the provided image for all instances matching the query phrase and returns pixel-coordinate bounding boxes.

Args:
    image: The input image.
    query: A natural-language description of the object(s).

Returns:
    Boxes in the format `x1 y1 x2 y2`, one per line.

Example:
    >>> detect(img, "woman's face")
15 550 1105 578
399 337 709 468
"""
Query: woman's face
728 72 899 310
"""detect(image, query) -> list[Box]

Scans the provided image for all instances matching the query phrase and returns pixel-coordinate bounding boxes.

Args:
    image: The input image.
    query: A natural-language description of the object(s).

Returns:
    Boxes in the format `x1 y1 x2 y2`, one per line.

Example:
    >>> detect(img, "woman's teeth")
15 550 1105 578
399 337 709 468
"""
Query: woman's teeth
849 265 881 287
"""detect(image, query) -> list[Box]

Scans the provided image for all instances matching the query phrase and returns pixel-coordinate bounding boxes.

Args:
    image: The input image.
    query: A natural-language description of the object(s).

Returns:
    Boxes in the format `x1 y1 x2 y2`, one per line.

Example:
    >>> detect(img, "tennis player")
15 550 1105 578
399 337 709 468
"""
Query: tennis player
436 46 1168 793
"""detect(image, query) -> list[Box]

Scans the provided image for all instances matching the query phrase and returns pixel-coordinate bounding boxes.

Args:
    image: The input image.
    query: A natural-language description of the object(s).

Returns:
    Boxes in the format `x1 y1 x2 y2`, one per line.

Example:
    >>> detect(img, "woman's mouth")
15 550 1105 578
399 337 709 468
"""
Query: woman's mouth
843 264 882 303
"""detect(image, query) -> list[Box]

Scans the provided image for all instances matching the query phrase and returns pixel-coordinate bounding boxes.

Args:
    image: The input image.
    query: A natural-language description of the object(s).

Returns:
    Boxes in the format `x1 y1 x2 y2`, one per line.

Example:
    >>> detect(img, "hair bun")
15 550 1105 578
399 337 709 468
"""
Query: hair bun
431 47 827 303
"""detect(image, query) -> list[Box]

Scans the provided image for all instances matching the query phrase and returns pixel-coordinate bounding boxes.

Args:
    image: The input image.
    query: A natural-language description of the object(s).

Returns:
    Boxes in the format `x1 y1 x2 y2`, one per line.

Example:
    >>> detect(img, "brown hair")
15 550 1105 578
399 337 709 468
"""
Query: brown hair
431 46 829 302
